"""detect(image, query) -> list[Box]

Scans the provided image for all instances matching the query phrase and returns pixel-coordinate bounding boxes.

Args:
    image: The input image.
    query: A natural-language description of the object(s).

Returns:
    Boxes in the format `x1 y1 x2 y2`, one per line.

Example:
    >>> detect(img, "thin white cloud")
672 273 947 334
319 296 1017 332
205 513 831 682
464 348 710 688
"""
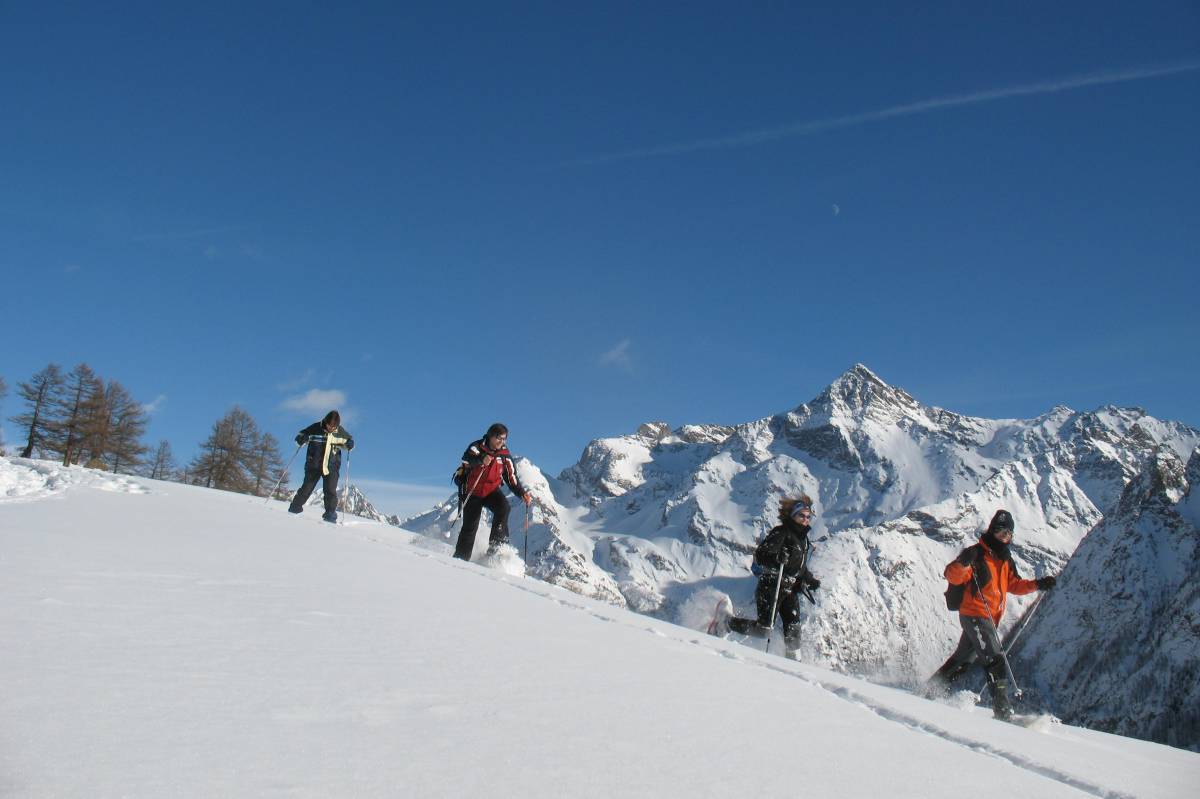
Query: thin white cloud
599 339 634 371
142 394 167 415
276 369 317 392
281 388 348 416
572 61 1200 165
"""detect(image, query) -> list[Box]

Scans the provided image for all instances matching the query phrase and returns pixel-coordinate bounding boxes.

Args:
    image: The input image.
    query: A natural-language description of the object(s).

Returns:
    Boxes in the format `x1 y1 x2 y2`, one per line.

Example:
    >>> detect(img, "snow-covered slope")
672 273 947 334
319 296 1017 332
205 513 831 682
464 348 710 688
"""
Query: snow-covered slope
403 365 1200 691
2 456 1197 798
1015 446 1200 750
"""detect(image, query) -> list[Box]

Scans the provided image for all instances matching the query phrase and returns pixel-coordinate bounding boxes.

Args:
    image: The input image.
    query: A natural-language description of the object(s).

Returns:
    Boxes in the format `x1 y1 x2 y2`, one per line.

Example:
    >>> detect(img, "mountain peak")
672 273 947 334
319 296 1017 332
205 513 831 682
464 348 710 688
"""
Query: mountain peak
815 364 913 416
843 362 882 381
635 421 672 441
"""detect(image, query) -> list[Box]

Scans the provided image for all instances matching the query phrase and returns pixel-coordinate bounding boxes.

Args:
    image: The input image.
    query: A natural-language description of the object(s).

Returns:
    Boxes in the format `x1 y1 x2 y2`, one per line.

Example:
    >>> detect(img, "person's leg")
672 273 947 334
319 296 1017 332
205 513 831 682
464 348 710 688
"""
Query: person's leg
454 495 486 561
483 491 511 552
728 576 780 637
289 469 321 513
931 632 978 686
321 468 340 521
961 616 1012 719
779 593 802 660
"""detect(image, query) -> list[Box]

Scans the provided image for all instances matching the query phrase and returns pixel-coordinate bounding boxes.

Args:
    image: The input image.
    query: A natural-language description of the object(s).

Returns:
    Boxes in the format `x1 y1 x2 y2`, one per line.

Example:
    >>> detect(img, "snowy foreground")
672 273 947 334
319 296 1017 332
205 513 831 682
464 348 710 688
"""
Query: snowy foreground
2 458 1197 799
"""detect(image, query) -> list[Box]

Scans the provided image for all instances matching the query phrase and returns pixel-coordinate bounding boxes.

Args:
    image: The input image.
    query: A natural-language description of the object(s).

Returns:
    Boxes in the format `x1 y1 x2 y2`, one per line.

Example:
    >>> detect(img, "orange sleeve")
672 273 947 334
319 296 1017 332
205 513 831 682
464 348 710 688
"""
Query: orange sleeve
944 561 972 585
1009 575 1039 596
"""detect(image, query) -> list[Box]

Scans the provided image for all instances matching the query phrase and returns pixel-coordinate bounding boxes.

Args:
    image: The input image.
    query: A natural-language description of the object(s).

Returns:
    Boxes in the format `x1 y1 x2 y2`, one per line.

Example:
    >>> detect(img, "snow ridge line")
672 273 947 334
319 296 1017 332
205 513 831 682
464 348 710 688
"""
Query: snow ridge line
743 660 1135 799
351 523 1135 799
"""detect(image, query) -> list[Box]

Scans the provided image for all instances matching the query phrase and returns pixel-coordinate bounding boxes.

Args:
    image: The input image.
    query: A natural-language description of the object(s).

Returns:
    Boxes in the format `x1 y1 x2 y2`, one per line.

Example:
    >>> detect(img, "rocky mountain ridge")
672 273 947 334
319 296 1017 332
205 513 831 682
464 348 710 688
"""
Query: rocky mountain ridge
1014 446 1200 750
400 364 1199 748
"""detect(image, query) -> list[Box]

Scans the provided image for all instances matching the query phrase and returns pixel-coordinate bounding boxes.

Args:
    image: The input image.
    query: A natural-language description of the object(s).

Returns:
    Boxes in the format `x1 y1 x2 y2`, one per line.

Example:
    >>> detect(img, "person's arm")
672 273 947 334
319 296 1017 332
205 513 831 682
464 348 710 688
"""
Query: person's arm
461 441 485 468
502 456 531 502
1008 569 1041 596
944 545 978 584
754 529 786 568
296 422 322 445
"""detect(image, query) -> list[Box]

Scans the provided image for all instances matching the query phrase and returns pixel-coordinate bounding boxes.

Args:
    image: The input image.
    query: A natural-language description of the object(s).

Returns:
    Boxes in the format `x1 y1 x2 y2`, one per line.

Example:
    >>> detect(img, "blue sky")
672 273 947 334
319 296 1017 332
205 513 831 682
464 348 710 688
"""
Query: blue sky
3 2 1198 516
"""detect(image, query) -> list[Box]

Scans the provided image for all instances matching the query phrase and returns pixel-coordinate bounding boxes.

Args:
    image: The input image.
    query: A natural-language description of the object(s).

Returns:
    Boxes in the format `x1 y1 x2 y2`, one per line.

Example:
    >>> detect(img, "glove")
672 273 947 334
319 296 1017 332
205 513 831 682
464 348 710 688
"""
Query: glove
955 547 976 567
346 440 355 451
1037 575 1057 591
295 434 309 446
750 563 764 577
805 577 821 591
774 546 793 567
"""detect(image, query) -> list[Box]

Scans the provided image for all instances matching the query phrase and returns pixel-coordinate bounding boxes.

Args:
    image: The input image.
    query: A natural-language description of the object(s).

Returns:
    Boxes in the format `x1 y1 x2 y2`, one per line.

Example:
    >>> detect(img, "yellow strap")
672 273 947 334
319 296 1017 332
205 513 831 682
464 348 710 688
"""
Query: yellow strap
322 433 349 476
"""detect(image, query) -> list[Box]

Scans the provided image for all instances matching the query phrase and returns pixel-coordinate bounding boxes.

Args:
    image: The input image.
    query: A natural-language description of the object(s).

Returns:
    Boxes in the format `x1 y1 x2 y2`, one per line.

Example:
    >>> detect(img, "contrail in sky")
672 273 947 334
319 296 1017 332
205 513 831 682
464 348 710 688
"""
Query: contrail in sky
569 61 1200 166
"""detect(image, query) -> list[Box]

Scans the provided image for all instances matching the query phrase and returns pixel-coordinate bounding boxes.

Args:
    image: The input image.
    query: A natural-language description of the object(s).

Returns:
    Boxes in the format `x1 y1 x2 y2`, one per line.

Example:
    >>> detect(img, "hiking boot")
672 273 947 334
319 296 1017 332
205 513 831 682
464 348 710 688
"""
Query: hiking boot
288 504 303 514
322 511 338 523
991 679 1014 721
784 627 802 661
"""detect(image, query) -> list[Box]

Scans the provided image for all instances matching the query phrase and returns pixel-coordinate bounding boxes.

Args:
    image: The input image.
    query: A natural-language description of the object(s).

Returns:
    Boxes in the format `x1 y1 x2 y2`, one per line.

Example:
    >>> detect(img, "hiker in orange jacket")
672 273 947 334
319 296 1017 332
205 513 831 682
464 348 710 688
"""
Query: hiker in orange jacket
929 509 1057 719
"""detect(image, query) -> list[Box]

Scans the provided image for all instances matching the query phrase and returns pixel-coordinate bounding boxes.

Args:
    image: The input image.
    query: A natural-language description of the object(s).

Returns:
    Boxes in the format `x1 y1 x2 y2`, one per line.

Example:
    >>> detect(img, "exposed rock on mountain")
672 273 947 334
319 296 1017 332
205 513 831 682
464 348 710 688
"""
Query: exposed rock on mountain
402 365 1200 716
1014 446 1200 751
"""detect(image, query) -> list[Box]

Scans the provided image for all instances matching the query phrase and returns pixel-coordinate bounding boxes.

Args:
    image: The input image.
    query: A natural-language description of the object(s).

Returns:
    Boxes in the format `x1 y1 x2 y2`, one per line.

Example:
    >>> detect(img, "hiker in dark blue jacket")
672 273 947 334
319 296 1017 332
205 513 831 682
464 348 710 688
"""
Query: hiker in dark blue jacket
288 410 354 522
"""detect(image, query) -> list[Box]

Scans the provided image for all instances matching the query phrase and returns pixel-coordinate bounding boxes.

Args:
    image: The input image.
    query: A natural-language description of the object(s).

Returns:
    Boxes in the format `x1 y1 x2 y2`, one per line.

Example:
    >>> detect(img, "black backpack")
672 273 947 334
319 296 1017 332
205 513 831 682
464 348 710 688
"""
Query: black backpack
944 544 985 611
944 582 967 612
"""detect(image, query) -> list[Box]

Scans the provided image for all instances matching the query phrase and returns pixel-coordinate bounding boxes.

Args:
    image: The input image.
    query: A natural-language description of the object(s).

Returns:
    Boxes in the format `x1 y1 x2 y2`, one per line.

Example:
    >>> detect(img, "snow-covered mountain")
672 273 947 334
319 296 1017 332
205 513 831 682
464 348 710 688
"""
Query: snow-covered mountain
4 455 1199 797
305 483 400 525
1015 446 1200 750
404 365 1200 698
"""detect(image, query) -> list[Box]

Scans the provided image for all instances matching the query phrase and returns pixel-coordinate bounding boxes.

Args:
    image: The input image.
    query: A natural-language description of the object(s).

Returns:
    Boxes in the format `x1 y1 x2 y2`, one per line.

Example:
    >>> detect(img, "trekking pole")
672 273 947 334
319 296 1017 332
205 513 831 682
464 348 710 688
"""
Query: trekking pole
1004 591 1046 656
972 571 1022 697
339 450 351 525
265 443 303 504
450 465 488 538
763 562 787 654
523 500 531 564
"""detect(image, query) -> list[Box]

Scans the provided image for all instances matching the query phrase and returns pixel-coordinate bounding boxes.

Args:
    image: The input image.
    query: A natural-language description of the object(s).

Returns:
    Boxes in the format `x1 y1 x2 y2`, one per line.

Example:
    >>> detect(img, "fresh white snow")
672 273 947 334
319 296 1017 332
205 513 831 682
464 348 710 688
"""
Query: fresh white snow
2 456 1197 798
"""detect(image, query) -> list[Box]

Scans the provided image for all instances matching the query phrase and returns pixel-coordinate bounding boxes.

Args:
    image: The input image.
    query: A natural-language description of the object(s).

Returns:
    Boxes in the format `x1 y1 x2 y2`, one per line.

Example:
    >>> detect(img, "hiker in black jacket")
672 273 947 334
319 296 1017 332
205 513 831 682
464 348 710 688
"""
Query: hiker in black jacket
719 495 821 660
287 410 355 522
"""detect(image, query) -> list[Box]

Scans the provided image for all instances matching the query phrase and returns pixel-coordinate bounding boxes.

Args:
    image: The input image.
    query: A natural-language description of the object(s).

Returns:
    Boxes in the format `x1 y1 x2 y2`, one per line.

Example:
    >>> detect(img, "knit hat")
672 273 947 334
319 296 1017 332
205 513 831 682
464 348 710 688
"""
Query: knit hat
988 509 1015 534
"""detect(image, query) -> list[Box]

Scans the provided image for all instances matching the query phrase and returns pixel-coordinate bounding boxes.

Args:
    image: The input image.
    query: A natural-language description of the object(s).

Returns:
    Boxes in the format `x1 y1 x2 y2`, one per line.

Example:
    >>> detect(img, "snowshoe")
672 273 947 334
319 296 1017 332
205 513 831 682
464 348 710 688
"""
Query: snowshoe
480 542 525 576
706 596 733 636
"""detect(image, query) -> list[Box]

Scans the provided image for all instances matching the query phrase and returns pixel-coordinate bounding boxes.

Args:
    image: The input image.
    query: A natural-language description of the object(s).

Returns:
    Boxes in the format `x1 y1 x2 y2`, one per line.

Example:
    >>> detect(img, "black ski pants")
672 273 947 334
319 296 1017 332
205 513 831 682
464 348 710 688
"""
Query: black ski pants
931 614 1007 688
454 490 510 561
727 573 803 648
290 466 339 515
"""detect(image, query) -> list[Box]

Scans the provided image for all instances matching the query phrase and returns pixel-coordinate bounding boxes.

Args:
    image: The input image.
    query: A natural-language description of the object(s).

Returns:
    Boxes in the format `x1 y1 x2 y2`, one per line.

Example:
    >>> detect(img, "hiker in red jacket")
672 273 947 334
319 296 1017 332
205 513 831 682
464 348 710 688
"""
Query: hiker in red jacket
453 423 531 561
930 509 1057 719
